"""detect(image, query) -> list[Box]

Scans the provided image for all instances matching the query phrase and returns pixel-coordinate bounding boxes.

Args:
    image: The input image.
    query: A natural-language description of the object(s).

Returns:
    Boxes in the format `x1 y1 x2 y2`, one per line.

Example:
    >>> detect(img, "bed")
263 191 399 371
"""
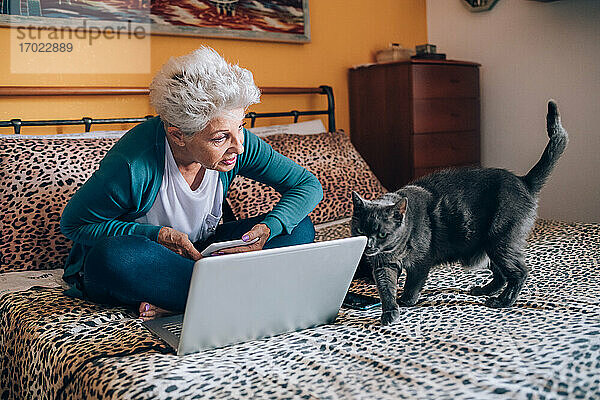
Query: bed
1 86 599 399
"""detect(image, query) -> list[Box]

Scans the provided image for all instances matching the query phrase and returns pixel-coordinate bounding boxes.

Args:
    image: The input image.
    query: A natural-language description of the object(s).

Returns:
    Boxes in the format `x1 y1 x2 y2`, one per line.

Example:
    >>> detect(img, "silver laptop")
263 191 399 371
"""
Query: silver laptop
143 236 367 355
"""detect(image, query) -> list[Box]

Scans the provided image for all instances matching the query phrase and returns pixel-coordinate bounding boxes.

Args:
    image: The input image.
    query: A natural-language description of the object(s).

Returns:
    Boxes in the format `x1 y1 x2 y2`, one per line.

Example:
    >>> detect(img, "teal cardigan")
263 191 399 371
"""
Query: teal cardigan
60 116 323 298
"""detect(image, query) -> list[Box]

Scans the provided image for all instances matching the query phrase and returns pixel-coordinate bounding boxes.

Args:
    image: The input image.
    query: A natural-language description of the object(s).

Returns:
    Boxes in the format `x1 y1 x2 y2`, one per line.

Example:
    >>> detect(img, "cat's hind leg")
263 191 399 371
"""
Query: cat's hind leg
470 265 506 296
468 253 507 296
484 250 528 308
483 212 533 307
398 265 431 306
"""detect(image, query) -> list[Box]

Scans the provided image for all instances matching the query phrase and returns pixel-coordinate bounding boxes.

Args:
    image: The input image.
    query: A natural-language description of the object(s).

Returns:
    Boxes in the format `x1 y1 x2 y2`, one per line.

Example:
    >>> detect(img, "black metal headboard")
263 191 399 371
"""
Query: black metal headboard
0 85 335 135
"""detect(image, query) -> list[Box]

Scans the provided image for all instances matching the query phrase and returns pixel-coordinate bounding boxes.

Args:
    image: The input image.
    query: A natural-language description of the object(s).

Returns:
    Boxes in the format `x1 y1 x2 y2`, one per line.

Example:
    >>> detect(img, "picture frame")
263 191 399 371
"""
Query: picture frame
0 0 311 43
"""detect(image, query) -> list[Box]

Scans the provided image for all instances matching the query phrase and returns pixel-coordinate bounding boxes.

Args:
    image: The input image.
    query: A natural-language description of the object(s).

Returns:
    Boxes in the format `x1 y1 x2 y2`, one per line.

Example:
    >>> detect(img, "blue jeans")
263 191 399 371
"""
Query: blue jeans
82 215 315 312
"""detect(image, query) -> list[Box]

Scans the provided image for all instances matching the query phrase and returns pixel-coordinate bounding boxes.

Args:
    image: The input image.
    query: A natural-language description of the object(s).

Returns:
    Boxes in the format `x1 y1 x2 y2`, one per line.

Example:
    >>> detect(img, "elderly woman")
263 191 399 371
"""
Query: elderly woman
60 47 323 320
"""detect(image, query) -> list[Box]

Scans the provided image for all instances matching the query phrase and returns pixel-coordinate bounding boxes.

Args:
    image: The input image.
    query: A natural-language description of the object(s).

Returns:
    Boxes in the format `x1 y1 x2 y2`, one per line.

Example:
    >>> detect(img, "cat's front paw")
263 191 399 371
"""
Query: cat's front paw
380 307 401 326
485 296 512 308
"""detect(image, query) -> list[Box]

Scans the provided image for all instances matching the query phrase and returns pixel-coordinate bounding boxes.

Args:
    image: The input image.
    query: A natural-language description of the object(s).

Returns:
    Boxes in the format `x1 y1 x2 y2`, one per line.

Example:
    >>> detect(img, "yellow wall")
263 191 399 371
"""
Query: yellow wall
0 1 427 135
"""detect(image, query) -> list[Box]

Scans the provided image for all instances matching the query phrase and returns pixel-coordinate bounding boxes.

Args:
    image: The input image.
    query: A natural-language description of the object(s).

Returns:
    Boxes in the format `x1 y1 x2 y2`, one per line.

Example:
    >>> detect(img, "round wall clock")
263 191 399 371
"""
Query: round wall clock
461 0 500 12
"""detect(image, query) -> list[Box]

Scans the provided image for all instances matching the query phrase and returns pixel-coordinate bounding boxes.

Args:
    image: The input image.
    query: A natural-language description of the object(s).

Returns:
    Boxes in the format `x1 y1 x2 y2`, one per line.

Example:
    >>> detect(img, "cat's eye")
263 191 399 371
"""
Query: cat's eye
356 228 365 235
377 232 387 239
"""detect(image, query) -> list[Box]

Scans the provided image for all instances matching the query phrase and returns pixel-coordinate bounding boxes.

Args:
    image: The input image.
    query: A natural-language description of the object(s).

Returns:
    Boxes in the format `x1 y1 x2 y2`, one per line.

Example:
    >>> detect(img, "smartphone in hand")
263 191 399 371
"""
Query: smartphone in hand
201 237 260 257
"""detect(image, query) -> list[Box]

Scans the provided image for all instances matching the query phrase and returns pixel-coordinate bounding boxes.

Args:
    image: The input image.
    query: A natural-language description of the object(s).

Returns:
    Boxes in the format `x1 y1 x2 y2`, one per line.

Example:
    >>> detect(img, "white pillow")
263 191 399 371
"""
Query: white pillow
247 119 326 137
0 130 128 139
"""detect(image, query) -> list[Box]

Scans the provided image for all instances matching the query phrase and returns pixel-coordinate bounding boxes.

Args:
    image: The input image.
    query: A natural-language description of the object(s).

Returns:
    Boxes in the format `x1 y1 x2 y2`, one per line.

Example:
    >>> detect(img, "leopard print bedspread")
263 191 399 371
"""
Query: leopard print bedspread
1 219 599 399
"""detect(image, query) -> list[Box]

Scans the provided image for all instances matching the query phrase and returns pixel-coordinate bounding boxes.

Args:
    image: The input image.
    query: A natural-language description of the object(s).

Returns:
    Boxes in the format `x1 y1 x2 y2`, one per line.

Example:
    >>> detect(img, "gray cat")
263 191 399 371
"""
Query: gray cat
351 101 568 326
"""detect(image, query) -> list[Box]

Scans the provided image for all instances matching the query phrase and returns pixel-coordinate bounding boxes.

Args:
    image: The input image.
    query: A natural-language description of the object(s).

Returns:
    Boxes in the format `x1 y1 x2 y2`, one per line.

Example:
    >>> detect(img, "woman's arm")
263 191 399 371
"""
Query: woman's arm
60 155 161 247
237 130 323 239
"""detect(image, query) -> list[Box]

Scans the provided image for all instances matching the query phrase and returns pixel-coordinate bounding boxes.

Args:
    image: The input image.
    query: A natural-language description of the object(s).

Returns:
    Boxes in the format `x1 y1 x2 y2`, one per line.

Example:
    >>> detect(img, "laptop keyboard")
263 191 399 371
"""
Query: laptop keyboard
164 321 183 337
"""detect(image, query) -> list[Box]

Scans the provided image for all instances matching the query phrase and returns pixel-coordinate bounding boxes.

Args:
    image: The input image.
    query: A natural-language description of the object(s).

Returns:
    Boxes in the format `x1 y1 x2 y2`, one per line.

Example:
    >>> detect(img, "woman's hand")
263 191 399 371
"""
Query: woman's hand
157 226 202 261
217 223 271 255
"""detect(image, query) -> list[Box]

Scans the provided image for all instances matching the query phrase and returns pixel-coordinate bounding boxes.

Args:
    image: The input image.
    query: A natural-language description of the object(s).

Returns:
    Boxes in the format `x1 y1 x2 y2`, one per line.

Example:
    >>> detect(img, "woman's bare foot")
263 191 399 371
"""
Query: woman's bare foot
139 302 175 321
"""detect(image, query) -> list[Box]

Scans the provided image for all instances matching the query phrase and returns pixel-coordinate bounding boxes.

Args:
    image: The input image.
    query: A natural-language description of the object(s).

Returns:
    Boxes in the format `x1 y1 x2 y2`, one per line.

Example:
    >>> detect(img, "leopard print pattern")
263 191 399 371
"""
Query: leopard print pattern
0 138 119 272
1 219 599 399
226 132 388 225
314 219 352 242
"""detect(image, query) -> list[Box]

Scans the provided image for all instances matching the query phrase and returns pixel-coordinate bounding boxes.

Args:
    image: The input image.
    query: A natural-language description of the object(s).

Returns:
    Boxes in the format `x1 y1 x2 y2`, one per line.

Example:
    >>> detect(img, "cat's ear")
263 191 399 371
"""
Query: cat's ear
396 197 408 215
352 191 367 210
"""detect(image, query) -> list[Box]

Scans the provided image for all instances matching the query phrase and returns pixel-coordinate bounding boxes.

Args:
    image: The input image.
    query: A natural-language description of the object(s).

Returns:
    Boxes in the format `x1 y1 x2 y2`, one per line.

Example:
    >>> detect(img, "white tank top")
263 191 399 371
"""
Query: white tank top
135 137 223 243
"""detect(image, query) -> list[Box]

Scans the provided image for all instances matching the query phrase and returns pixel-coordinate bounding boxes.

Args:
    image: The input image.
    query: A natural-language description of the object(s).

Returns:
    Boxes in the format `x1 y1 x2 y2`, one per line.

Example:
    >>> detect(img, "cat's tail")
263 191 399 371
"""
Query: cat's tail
521 100 569 195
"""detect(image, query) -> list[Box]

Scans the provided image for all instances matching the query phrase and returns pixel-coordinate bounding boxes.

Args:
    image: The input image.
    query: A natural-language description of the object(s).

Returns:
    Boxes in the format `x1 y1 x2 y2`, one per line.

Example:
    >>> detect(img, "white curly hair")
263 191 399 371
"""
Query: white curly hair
149 46 261 136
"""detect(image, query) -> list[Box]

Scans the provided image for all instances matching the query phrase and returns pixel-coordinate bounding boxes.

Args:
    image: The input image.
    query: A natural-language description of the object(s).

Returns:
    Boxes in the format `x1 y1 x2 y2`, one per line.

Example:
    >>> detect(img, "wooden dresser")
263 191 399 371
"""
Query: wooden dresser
348 59 481 191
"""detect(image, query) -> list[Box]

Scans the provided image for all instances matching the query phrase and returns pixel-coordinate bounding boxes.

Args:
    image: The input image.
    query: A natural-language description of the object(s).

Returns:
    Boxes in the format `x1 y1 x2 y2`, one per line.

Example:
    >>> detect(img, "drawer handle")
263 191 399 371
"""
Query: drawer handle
450 78 460 84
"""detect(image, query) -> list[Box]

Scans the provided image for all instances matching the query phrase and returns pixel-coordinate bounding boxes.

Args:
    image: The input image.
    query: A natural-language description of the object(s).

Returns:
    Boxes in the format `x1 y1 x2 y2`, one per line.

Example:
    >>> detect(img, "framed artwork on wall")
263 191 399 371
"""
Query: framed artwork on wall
0 0 310 43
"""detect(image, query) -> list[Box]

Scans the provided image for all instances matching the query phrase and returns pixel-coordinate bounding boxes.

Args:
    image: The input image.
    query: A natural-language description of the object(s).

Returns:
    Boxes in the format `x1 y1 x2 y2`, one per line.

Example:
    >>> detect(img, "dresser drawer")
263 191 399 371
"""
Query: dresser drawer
412 98 479 133
412 65 479 99
412 131 480 168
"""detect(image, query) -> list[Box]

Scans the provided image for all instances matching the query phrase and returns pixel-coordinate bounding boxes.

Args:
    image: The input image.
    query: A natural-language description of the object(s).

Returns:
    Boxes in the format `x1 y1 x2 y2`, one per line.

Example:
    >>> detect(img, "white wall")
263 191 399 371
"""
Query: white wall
427 0 600 223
